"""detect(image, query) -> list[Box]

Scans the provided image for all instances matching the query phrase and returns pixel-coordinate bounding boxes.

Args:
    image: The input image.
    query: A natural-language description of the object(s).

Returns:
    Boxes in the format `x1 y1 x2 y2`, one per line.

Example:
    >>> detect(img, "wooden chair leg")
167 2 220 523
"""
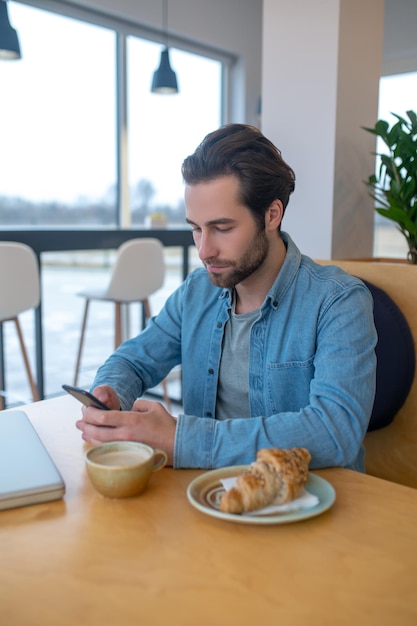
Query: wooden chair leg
115 302 122 349
14 317 39 402
74 299 90 386
143 298 152 321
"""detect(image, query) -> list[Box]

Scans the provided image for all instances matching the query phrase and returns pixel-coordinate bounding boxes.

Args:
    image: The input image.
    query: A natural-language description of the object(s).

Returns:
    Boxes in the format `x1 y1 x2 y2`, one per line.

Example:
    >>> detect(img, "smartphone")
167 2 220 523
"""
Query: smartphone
62 384 110 410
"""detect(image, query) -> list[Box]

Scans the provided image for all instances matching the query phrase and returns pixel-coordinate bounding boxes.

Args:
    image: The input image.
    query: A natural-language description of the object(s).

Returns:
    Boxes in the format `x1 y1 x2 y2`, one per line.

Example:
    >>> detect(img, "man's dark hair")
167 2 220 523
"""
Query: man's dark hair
181 123 296 229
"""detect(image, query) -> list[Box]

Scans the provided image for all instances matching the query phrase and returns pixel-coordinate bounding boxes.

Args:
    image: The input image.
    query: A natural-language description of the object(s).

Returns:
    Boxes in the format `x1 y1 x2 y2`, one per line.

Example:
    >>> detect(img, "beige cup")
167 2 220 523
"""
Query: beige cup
85 441 168 498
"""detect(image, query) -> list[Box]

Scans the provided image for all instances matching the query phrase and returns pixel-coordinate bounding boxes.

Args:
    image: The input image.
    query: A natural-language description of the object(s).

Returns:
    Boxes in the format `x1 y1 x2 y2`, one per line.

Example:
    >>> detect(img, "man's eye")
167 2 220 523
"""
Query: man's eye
216 227 232 232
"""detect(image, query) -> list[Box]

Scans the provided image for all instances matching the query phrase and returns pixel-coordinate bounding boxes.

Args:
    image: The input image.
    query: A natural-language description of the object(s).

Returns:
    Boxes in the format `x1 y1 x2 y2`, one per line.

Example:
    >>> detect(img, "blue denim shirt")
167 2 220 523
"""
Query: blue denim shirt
92 233 377 471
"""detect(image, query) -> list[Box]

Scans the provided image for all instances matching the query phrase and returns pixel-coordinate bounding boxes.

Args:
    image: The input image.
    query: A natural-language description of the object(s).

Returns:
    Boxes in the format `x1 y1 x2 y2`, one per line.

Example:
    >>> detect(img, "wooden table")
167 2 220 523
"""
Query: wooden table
1 395 417 626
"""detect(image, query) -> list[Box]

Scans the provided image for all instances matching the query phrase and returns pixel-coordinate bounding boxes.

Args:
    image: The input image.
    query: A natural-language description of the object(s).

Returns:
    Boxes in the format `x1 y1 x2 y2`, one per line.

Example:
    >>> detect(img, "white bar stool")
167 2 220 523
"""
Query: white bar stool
73 238 171 409
0 242 40 410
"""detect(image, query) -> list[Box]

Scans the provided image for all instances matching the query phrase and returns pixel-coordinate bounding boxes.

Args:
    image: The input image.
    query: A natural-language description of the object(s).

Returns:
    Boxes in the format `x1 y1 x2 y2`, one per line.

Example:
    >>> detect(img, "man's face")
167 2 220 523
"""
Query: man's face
185 175 269 289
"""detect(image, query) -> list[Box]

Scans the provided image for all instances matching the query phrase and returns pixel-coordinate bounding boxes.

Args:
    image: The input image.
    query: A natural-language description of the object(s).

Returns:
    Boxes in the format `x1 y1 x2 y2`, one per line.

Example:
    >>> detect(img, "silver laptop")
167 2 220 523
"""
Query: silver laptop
0 410 65 511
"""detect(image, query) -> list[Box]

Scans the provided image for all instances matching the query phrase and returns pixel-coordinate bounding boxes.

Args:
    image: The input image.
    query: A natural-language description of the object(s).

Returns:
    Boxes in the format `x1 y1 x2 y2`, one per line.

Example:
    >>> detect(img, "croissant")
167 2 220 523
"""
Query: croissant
219 447 311 514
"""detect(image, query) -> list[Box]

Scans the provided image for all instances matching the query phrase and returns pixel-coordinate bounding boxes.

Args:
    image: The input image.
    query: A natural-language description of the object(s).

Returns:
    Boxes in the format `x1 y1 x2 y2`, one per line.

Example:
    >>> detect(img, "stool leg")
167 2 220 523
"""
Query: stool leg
122 304 131 343
143 298 152 321
0 323 4 410
14 317 40 402
161 378 171 412
74 299 90 386
115 302 122 349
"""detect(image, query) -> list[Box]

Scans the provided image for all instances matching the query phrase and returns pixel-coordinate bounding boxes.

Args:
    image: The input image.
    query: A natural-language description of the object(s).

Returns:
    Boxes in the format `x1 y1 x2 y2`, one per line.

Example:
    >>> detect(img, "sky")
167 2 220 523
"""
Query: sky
378 72 417 123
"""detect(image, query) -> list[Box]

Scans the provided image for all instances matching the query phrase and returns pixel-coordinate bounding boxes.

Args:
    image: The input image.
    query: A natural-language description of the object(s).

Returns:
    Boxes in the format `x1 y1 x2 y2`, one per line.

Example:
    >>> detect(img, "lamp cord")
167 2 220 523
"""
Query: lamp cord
162 0 168 47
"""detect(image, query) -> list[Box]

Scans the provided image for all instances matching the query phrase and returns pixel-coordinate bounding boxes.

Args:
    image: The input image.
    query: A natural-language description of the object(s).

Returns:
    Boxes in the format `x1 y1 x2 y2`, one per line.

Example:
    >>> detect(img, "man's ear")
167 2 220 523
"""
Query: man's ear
266 199 283 231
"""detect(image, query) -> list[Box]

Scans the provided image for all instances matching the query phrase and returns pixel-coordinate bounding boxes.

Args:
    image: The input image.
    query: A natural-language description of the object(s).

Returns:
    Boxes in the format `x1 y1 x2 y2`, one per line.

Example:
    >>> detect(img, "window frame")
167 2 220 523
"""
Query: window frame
11 0 234 227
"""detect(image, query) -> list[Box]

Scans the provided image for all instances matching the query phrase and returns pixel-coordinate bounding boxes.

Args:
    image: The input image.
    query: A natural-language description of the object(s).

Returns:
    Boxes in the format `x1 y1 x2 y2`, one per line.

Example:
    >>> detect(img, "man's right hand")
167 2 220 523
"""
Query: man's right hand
91 384 121 410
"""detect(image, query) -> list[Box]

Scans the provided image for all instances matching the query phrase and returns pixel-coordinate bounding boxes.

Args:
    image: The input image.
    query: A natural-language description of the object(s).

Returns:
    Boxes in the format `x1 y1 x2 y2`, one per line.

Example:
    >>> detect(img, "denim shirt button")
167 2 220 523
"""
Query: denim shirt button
217 322 222 328
205 411 212 417
208 368 214 374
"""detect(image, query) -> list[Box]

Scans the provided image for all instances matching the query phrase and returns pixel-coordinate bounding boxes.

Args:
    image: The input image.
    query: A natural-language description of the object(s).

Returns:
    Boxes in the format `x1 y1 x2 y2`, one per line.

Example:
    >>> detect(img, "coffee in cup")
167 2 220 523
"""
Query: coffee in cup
85 441 168 498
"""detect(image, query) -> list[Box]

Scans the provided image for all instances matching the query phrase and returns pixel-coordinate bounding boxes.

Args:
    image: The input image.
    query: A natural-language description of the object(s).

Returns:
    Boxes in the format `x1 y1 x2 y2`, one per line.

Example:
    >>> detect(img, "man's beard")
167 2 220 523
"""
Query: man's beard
205 226 269 289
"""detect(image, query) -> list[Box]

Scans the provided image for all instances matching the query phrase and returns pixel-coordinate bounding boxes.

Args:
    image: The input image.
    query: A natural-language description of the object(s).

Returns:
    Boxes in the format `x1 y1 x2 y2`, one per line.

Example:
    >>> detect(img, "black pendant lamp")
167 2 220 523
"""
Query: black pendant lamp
0 1 21 60
151 0 178 94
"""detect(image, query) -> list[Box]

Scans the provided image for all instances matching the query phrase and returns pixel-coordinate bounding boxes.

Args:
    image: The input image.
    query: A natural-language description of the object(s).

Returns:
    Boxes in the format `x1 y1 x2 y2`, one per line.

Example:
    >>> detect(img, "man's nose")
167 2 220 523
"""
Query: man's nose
197 231 217 261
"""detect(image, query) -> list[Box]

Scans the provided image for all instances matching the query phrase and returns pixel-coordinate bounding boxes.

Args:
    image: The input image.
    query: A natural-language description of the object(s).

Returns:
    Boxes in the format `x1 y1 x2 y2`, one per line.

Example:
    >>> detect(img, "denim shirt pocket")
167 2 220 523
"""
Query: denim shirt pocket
266 355 315 414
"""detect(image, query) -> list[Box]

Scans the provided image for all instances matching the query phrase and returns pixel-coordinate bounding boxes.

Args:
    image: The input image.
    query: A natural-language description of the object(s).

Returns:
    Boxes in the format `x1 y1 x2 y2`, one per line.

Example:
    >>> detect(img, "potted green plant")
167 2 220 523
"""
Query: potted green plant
363 109 417 263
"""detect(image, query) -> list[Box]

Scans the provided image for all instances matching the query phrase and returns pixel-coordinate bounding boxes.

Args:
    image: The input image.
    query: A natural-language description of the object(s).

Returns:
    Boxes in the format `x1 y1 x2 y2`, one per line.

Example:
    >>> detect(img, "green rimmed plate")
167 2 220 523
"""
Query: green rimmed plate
187 465 336 525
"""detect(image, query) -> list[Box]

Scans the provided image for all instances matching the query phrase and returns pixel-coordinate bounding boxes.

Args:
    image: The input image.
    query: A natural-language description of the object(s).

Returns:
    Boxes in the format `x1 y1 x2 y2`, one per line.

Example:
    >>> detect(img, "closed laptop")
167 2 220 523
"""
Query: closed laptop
0 410 65 511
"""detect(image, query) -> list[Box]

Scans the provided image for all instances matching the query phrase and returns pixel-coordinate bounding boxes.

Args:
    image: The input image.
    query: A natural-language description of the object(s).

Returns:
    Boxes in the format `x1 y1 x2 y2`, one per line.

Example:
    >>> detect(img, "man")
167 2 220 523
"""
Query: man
76 124 377 471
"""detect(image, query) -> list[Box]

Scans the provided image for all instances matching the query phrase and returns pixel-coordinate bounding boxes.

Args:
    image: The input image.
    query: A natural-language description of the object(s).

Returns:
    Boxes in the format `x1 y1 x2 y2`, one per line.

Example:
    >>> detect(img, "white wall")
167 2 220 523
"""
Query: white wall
261 0 339 259
261 0 384 259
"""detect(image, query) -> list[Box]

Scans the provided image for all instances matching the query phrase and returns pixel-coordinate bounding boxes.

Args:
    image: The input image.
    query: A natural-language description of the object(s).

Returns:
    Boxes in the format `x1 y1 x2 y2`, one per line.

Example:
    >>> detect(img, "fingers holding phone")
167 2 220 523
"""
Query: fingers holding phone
62 384 121 411
90 385 121 411
66 384 122 442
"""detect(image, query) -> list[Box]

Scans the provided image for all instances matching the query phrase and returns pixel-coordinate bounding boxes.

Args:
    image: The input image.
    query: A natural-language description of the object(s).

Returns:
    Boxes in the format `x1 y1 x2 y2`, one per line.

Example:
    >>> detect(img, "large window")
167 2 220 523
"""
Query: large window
373 71 417 258
127 38 221 226
0 3 117 226
0 1 224 228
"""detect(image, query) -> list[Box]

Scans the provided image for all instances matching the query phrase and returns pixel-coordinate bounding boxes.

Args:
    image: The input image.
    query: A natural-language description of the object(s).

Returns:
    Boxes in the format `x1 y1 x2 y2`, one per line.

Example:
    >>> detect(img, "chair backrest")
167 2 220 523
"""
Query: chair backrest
0 242 40 322
104 238 165 302
317 259 417 488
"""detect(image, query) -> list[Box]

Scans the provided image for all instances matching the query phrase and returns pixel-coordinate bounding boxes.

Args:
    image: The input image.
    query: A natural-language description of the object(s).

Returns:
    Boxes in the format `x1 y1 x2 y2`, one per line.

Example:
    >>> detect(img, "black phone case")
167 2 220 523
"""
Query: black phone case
62 384 110 410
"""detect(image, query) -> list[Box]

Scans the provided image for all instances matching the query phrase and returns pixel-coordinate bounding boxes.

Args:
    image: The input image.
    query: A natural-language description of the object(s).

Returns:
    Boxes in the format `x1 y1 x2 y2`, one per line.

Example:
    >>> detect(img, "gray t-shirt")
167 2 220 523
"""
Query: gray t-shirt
216 298 260 420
